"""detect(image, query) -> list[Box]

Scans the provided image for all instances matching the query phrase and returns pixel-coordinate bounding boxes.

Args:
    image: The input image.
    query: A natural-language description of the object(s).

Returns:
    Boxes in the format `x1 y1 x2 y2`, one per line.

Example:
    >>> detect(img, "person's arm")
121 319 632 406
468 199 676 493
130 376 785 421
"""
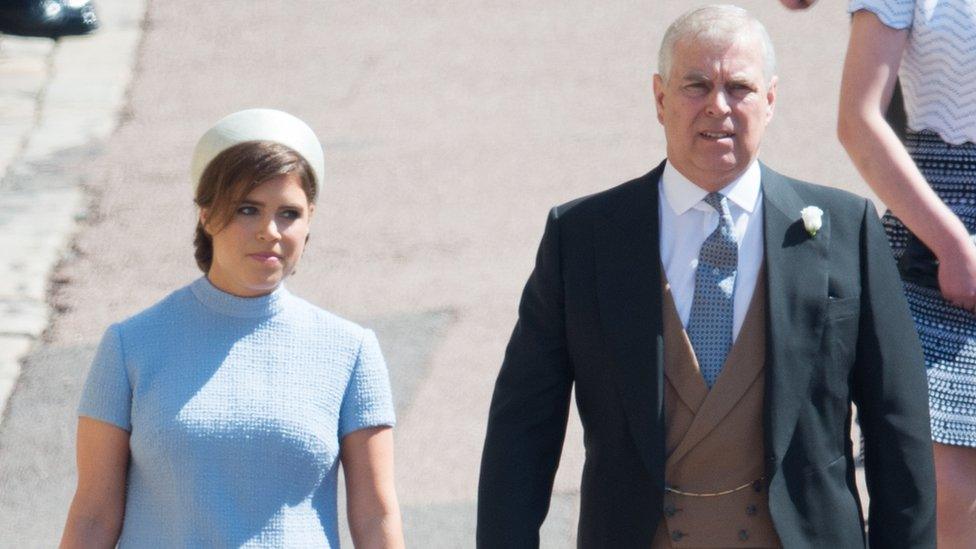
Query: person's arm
60 417 130 549
778 0 818 9
477 208 574 548
838 10 976 310
341 426 404 549
852 199 937 547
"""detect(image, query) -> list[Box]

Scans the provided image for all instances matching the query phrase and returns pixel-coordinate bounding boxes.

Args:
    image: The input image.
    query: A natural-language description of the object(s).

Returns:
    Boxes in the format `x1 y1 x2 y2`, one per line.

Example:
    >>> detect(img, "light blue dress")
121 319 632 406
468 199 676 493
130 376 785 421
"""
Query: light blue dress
78 277 396 547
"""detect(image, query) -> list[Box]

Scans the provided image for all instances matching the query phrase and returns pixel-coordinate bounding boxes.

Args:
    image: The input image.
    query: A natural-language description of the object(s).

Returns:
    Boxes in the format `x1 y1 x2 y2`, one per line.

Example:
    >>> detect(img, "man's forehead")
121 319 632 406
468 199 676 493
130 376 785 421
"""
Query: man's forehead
671 36 766 77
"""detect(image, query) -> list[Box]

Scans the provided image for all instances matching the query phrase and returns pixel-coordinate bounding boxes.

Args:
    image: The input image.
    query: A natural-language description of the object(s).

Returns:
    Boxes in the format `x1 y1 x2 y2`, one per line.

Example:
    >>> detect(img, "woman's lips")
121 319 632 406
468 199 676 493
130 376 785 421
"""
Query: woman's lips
248 253 282 265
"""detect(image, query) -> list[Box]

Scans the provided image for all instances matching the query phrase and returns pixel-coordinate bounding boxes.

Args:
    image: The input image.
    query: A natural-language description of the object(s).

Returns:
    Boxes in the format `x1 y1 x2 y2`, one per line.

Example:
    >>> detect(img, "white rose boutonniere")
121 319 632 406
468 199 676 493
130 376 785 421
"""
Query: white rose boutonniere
800 206 823 237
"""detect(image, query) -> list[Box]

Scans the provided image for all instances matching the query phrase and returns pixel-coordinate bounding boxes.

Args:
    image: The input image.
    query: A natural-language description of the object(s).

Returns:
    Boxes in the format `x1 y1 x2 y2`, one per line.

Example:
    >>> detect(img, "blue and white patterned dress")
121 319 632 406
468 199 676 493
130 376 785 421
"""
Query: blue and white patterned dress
78 277 396 547
851 0 976 447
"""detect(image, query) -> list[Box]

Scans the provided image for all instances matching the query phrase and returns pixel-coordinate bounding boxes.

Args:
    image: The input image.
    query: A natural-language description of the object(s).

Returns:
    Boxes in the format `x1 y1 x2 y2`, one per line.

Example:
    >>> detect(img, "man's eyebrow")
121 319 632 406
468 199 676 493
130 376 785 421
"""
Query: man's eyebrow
726 74 758 86
681 71 711 82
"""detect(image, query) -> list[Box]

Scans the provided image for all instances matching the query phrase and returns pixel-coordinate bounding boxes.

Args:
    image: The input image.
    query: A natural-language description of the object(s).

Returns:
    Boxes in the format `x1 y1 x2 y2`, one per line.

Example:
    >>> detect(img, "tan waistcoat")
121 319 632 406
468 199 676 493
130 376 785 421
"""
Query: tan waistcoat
652 269 782 548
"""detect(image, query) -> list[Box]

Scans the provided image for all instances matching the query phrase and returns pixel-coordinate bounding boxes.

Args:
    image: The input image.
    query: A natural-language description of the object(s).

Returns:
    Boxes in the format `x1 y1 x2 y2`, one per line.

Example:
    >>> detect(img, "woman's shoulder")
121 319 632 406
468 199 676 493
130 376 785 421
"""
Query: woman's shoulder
283 293 373 345
112 283 199 334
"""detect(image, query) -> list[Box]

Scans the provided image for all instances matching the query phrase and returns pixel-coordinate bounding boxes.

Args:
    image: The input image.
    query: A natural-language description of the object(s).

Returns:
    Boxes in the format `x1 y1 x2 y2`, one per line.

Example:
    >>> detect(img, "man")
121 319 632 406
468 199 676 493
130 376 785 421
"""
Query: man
477 5 935 548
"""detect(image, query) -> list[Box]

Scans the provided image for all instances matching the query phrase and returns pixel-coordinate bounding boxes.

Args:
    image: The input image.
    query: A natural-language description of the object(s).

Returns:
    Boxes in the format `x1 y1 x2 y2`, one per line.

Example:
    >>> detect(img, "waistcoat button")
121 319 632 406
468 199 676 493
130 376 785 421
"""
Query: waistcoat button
664 504 677 517
671 530 685 542
739 529 749 541
746 504 757 516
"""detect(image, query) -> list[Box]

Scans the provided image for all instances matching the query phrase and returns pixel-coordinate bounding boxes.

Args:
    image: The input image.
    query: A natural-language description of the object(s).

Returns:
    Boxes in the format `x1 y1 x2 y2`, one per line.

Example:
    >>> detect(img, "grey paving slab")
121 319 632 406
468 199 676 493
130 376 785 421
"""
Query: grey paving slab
0 0 147 434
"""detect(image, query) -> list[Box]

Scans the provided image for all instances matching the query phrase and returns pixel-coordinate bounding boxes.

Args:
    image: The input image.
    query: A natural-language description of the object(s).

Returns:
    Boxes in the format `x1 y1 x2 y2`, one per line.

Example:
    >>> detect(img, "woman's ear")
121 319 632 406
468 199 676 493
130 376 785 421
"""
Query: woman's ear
199 208 212 235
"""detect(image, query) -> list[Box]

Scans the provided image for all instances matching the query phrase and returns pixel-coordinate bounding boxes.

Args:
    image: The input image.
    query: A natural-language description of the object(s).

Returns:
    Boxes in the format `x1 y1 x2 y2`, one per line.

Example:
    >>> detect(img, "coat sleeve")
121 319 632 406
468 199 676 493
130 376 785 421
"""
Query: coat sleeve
477 207 575 549
851 199 936 547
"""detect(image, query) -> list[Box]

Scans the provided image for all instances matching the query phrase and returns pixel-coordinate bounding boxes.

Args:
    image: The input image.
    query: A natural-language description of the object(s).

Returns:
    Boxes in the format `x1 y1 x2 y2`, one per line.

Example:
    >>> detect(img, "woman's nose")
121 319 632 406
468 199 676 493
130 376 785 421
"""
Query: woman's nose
256 217 281 241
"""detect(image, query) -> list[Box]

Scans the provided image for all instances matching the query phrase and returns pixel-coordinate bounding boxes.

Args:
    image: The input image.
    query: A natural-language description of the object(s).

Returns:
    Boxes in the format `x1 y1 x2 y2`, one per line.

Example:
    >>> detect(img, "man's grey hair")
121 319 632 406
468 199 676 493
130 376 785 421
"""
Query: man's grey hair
658 4 776 84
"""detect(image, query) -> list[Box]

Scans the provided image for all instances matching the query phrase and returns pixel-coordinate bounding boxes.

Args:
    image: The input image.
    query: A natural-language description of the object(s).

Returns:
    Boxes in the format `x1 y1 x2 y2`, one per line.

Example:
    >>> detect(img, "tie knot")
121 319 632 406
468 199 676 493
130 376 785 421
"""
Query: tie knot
704 192 727 213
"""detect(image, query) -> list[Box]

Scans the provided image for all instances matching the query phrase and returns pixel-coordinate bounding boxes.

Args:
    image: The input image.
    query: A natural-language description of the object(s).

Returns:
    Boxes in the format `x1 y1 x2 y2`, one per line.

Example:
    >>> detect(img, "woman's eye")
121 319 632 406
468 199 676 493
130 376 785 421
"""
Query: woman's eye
237 205 258 215
280 209 301 220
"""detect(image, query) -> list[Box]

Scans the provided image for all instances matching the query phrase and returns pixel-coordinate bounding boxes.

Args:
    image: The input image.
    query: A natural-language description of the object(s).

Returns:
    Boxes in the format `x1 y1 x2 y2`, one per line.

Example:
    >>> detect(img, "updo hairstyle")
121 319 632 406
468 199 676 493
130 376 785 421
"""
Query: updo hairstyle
193 140 317 273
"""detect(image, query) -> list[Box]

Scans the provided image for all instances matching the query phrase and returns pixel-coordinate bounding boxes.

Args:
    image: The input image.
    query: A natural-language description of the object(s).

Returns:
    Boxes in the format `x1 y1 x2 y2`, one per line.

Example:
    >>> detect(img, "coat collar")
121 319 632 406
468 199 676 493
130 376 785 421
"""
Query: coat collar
759 164 831 466
594 160 667 486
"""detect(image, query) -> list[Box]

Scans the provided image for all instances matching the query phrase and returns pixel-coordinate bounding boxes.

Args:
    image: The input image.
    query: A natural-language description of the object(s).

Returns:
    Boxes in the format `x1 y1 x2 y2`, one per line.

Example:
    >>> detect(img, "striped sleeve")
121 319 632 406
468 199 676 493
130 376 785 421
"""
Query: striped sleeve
849 0 915 29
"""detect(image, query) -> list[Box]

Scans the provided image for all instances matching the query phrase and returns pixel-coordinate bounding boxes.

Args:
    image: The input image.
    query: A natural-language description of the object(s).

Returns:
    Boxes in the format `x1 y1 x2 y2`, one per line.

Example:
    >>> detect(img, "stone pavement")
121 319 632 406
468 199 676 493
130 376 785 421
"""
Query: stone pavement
0 0 146 425
0 2 874 546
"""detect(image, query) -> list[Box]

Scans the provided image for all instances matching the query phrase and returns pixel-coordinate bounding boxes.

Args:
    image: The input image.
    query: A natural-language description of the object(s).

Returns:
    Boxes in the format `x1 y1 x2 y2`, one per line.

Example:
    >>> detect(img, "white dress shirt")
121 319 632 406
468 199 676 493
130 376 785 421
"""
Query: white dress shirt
659 160 764 341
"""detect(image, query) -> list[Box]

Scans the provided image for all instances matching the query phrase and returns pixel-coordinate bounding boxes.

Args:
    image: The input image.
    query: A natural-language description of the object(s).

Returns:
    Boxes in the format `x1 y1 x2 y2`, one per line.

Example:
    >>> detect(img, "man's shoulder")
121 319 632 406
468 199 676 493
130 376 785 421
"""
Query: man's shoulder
550 163 664 223
763 165 872 218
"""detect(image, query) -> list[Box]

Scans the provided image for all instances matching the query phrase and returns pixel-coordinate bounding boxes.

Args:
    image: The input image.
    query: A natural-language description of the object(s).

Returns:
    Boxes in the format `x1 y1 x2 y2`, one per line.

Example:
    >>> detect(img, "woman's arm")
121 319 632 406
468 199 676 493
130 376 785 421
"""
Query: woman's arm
838 10 976 310
341 426 404 549
779 0 818 9
60 417 130 549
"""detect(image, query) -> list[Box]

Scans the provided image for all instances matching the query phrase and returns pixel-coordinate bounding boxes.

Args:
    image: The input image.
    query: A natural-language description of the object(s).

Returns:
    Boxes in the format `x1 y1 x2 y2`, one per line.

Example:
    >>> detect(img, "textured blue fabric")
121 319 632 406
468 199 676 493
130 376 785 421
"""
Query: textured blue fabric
78 277 396 548
687 192 738 388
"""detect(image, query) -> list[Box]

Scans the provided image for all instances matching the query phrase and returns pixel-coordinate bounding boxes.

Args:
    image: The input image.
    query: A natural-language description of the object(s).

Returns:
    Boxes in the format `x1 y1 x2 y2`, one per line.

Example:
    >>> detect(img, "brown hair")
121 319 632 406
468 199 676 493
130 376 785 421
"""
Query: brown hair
193 141 317 272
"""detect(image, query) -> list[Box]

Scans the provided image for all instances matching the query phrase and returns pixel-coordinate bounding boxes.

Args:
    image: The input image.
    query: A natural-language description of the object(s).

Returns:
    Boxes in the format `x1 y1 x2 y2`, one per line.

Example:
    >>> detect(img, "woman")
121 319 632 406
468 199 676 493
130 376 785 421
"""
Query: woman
60 109 404 548
837 2 976 545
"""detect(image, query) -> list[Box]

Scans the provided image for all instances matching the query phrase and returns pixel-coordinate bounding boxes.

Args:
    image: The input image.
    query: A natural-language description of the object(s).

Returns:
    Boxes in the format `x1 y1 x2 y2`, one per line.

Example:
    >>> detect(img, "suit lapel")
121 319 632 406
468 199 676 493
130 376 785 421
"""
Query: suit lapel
595 162 666 484
760 164 831 465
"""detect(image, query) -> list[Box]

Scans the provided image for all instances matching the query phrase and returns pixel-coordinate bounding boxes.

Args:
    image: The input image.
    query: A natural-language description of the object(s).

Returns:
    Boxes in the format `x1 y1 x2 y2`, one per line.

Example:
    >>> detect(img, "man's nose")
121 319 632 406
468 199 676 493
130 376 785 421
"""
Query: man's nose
705 89 732 117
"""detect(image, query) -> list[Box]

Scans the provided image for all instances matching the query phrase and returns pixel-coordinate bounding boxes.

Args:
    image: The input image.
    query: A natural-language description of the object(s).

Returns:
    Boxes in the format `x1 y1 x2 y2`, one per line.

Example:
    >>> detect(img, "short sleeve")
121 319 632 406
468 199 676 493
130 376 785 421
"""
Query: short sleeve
77 324 132 431
339 329 396 438
849 0 914 29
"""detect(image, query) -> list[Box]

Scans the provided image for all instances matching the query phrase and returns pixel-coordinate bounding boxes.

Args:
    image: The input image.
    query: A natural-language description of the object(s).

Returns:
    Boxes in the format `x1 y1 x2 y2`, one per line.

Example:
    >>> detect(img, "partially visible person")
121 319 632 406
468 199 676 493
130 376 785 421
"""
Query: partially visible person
0 0 98 39
778 0 818 8
59 109 404 548
779 0 910 141
837 1 976 546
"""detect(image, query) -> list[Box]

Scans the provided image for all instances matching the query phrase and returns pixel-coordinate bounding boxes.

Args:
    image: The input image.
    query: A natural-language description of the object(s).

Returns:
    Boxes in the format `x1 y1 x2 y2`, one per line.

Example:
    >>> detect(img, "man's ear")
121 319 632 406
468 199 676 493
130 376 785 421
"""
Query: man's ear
653 74 667 125
765 75 778 123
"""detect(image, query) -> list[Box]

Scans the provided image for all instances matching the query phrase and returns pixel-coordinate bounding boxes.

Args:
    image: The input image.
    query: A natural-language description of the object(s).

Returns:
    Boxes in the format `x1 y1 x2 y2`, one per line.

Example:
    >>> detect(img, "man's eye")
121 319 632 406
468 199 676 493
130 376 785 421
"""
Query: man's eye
280 209 301 220
237 206 258 215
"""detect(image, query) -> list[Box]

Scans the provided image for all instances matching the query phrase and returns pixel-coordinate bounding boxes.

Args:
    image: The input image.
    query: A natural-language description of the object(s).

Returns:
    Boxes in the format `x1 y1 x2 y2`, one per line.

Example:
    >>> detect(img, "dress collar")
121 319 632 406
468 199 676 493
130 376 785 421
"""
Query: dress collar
190 276 290 318
661 160 761 215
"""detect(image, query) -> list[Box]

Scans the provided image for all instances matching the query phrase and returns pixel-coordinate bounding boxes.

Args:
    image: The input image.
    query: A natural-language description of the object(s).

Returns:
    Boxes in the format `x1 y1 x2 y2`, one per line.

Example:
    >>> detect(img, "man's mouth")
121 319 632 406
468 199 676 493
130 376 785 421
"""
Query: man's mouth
700 131 734 140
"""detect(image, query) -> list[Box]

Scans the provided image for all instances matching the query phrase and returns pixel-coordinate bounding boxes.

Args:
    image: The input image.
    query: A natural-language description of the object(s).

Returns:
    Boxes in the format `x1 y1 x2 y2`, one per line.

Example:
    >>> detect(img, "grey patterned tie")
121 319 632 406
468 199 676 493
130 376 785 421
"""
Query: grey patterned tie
687 192 738 388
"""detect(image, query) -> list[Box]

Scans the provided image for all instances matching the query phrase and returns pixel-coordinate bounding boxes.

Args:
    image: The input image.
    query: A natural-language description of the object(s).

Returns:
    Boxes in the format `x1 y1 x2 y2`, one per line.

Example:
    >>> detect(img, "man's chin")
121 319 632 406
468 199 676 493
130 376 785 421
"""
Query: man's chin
682 160 748 190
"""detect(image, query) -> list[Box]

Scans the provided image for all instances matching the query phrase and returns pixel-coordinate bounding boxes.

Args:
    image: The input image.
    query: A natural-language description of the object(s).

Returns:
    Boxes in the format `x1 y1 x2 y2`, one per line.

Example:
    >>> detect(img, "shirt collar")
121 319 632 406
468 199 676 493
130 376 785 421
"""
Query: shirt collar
661 160 761 215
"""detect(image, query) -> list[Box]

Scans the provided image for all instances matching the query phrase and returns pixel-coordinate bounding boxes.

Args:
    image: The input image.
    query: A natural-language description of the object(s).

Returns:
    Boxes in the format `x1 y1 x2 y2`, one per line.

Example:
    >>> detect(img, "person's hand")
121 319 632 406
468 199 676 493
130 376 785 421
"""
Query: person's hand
937 240 976 312
779 0 818 9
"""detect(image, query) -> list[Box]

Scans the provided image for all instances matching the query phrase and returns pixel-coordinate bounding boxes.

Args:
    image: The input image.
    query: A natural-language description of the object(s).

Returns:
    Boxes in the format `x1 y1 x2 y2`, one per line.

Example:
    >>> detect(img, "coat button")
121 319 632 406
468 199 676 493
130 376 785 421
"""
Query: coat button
664 503 678 517
746 504 757 516
752 480 763 493
671 530 685 542
739 529 749 541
